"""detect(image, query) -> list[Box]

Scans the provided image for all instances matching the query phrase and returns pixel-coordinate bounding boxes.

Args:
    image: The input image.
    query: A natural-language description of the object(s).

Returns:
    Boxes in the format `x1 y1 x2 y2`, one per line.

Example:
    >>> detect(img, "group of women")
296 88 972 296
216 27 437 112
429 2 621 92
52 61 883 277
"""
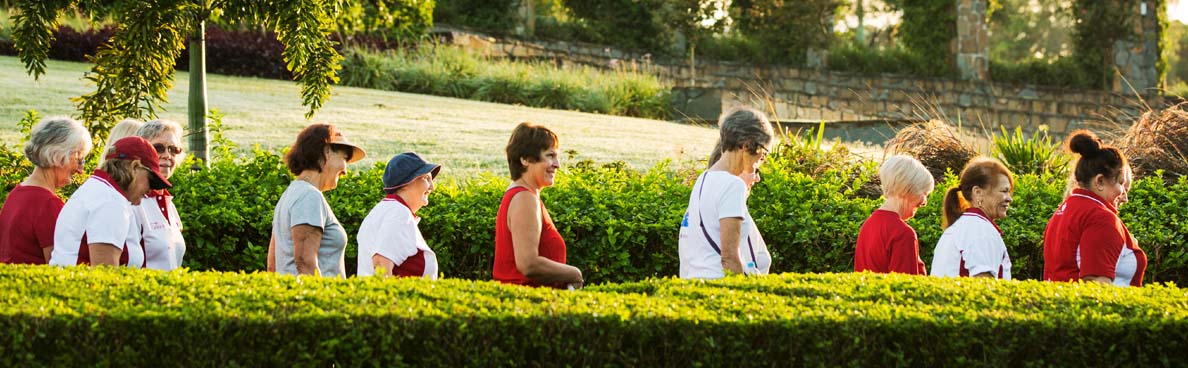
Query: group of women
0 117 185 270
851 128 1143 286
0 108 1146 288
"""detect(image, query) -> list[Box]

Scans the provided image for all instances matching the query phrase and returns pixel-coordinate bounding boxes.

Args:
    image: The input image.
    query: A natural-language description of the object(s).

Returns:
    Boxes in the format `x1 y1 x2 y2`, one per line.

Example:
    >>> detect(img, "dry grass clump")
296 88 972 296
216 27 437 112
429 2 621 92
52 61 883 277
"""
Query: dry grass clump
1118 102 1188 179
883 120 978 182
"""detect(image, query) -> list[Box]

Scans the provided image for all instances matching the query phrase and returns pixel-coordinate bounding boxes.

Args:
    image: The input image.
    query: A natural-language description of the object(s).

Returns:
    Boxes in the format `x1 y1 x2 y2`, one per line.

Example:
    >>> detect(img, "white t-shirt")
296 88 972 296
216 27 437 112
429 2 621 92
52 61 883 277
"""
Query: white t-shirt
357 197 439 279
931 211 1012 279
50 173 145 268
678 171 771 279
141 191 185 270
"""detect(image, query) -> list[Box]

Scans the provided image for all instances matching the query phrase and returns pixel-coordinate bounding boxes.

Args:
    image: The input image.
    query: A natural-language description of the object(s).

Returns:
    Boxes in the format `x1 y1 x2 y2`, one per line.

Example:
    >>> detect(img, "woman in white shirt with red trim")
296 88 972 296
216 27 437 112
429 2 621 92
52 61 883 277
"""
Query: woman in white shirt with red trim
357 152 442 279
930 157 1014 279
51 137 172 267
135 120 187 270
1043 130 1145 286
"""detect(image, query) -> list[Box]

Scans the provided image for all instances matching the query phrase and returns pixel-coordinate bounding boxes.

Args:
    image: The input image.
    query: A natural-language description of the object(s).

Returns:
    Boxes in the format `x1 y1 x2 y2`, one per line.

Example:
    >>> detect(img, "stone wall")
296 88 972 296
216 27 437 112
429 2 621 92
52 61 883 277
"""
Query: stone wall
440 28 1153 139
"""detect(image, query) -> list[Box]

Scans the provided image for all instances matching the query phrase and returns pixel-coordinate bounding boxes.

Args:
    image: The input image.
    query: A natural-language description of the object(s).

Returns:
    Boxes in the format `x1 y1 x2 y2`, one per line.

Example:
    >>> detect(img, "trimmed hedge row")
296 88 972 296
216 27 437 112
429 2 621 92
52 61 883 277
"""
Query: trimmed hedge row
4 139 1188 285
0 265 1185 366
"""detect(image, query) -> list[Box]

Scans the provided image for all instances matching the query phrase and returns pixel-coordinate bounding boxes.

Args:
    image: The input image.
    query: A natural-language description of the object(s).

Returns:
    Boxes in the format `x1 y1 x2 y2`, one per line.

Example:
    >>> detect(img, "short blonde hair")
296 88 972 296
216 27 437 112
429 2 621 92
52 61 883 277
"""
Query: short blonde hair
98 119 145 166
880 154 934 198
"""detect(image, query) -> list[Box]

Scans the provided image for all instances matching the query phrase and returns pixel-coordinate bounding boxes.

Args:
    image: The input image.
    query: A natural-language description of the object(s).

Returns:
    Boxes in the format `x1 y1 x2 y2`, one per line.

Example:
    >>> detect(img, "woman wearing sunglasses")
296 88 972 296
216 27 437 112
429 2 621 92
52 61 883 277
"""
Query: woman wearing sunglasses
134 120 188 270
678 107 775 279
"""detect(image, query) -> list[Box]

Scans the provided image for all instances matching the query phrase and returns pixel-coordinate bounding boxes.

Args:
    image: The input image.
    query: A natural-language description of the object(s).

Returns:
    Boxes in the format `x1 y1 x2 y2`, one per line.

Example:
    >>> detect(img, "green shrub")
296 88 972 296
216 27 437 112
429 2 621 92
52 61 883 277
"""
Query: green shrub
334 0 435 44
433 0 518 34
827 42 936 76
731 0 844 66
989 58 1095 88
338 46 671 119
991 125 1070 177
897 0 957 77
1 265 1186 366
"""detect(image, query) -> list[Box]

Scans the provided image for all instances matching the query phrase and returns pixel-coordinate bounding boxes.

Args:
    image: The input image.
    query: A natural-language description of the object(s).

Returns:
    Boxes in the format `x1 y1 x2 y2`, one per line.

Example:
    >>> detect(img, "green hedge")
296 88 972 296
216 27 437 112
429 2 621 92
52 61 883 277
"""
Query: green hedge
4 138 1188 285
0 265 1185 366
338 46 670 119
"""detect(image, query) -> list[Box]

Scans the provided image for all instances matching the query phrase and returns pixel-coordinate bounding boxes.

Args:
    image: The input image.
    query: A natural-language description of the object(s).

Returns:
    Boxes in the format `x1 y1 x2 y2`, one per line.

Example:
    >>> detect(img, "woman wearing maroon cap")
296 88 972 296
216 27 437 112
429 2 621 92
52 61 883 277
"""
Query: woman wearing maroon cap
50 136 172 267
1044 130 1145 286
0 117 92 264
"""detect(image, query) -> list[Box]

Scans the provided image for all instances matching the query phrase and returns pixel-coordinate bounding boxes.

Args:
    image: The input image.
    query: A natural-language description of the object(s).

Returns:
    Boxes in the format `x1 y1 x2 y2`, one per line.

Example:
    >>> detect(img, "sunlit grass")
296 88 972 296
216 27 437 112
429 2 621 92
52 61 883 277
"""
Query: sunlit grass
0 56 717 177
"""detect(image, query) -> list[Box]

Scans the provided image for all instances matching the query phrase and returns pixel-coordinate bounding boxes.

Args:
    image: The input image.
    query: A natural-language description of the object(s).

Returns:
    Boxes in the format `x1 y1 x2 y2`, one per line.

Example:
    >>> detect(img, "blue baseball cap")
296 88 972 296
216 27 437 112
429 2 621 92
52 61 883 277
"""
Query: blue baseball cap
382 152 441 192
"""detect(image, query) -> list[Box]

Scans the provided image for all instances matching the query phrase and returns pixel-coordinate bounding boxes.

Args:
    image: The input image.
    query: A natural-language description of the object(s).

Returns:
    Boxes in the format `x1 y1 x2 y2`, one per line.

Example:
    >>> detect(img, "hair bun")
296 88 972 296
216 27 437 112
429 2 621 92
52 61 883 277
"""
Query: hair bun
1067 130 1103 158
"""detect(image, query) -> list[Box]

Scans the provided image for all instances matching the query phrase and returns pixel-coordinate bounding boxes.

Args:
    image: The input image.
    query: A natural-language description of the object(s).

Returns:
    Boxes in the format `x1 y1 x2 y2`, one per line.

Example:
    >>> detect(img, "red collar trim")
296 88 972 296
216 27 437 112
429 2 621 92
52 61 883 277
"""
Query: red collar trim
91 170 127 197
384 193 418 218
1070 188 1117 214
147 189 171 198
963 208 1001 235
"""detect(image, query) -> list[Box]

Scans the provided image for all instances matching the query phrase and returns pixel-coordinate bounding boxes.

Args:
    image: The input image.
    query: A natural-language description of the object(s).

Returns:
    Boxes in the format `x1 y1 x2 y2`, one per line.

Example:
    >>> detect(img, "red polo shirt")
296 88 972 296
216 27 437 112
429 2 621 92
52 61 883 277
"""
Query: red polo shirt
0 184 63 264
854 209 926 275
1043 189 1146 286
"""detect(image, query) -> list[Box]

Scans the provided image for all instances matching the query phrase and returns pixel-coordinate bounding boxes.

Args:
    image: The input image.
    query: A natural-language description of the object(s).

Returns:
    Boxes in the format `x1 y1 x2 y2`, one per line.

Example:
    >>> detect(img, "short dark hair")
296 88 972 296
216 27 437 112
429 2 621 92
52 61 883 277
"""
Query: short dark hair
1067 130 1128 187
505 122 558 180
285 123 353 175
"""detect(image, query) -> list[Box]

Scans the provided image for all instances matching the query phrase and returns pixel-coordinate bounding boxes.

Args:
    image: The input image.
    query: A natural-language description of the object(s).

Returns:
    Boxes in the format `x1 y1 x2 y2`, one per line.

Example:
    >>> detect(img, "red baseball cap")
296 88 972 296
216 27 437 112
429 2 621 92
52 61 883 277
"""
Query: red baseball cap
106 136 173 190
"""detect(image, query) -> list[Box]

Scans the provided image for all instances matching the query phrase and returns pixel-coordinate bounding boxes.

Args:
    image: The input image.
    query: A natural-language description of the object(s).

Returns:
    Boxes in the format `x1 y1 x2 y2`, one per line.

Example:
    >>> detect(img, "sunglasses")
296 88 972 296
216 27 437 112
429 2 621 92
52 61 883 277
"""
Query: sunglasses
153 143 184 155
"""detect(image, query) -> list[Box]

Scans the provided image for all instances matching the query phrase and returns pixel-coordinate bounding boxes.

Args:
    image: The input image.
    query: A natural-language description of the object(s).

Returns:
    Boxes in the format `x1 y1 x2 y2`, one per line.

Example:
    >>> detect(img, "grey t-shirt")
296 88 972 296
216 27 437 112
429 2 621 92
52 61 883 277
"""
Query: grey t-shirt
271 180 347 278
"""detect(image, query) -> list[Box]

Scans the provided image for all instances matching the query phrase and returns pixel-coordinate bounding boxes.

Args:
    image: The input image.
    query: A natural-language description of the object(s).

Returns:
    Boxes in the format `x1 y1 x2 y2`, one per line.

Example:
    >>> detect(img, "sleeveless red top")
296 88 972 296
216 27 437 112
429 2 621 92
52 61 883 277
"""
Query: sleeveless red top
493 186 567 287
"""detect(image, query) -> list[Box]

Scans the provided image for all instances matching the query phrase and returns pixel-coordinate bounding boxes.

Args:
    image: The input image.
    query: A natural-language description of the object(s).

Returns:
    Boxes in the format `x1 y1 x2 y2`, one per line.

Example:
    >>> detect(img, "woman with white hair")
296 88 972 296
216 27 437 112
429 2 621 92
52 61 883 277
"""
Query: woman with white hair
678 107 775 279
0 117 93 264
854 155 935 275
135 120 187 270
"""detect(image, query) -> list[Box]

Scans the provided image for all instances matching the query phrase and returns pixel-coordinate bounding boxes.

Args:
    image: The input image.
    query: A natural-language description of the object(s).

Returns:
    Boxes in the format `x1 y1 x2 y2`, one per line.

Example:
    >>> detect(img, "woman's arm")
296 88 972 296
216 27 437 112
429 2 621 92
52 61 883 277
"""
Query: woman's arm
267 235 277 272
718 217 744 274
508 192 583 286
42 247 53 263
372 254 396 278
88 243 121 266
1082 275 1113 284
291 224 323 276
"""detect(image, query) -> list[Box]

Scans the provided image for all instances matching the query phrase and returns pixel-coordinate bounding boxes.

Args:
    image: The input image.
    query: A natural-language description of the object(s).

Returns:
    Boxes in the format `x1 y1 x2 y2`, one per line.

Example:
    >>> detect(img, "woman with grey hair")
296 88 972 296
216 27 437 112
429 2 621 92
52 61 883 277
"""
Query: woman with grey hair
678 107 775 279
0 117 93 264
135 120 187 270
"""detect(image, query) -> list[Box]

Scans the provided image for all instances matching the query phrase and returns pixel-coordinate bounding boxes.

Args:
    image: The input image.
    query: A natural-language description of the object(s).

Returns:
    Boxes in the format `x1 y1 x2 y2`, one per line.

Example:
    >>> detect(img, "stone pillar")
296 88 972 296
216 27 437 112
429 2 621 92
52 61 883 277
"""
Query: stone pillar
1112 1 1163 95
514 0 535 37
955 0 989 81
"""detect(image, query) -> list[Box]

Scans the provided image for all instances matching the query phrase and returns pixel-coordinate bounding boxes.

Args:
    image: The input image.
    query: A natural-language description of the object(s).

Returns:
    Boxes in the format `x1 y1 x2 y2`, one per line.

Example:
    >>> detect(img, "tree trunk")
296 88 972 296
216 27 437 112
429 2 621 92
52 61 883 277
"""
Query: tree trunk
188 20 209 167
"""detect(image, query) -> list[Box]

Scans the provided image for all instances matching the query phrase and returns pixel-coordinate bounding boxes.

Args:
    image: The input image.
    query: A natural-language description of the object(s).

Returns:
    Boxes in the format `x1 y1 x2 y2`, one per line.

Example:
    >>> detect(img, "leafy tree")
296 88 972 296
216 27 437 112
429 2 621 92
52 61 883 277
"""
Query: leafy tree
9 0 344 164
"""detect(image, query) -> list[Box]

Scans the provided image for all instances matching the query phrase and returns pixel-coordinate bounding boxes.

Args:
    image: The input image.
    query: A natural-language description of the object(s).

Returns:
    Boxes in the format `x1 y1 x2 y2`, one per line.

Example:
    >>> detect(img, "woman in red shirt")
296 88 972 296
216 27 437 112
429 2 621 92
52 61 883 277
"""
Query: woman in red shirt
854 155 934 274
0 117 92 264
493 122 583 289
1043 130 1145 286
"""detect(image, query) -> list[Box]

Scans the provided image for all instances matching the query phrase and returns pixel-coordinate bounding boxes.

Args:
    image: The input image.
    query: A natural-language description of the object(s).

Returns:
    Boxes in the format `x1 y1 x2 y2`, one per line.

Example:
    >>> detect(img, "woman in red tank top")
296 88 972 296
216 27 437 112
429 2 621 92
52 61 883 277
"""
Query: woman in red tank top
493 123 583 288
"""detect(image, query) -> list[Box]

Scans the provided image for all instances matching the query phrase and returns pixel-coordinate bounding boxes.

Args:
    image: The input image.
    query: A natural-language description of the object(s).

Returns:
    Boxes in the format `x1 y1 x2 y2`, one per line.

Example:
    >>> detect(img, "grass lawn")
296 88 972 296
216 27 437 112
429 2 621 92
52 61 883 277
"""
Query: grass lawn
0 56 717 176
